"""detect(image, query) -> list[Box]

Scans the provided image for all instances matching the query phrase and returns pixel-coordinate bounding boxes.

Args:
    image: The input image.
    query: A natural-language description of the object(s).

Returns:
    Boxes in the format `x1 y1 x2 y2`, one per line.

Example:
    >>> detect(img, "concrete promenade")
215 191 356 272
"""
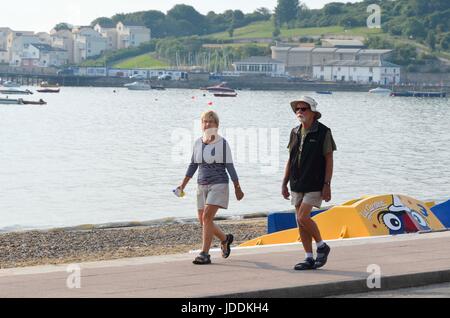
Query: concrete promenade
1 231 449 298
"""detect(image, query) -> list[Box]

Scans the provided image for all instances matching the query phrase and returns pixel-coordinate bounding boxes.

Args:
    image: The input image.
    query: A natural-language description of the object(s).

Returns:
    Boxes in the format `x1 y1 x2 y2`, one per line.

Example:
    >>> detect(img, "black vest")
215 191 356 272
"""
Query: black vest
289 121 329 193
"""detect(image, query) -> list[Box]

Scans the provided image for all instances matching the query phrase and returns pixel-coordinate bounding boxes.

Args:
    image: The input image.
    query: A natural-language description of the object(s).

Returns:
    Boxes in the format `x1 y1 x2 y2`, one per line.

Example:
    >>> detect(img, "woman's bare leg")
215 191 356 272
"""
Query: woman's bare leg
201 205 226 254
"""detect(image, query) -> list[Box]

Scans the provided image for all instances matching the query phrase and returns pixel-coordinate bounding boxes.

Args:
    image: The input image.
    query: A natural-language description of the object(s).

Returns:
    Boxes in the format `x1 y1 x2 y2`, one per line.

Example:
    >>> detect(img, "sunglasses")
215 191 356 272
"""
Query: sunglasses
295 107 310 113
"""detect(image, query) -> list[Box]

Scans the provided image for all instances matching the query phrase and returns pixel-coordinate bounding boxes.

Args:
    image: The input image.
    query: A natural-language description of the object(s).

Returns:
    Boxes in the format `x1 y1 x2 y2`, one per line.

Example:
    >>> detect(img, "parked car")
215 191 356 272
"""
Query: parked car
158 74 172 81
129 74 146 79
57 68 74 76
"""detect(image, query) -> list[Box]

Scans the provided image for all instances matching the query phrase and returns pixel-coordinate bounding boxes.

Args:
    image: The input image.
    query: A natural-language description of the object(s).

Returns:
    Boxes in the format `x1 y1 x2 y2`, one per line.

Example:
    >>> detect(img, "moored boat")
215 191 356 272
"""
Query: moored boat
37 88 60 93
316 91 333 95
214 92 238 97
1 81 20 87
40 81 59 88
0 89 33 95
206 82 236 93
369 87 392 94
124 81 151 90
390 91 446 97
0 97 23 104
22 99 47 105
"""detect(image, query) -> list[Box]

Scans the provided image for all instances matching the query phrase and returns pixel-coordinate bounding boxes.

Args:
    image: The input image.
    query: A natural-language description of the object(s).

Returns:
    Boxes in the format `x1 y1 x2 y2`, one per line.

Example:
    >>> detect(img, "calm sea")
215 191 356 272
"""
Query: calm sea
0 87 449 231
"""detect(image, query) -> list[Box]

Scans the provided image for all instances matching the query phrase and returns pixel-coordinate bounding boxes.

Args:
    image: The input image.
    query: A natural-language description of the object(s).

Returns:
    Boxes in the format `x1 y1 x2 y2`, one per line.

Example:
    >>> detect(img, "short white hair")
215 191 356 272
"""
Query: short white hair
201 110 220 125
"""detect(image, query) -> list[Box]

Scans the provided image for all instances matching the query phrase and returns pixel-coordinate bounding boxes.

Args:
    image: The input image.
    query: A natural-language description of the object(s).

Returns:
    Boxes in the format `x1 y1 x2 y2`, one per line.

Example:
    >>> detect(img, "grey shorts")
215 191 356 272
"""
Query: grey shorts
291 191 323 208
197 183 229 210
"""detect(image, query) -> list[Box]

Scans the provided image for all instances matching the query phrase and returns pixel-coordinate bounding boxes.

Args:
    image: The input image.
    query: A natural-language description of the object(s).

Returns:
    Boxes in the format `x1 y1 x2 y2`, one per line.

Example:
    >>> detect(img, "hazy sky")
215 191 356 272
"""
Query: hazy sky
1 0 361 33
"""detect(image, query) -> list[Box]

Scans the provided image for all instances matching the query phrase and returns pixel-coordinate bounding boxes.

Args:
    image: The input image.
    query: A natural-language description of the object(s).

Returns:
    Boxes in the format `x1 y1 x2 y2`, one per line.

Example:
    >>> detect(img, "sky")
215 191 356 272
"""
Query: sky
0 0 361 33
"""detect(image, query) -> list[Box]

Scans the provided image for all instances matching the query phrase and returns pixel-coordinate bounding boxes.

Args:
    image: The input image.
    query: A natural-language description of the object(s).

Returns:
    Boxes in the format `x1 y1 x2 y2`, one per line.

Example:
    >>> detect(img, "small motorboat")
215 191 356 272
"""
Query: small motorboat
151 85 166 90
369 87 392 94
214 92 238 97
316 91 332 95
390 91 446 97
1 81 20 87
124 81 151 91
40 81 59 88
37 88 60 93
0 97 23 105
206 82 236 93
22 99 47 105
0 88 33 95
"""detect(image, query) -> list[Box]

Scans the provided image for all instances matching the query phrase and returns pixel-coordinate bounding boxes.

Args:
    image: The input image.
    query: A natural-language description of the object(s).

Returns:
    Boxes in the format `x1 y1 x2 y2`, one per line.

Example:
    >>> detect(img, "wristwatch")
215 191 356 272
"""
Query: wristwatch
324 181 331 186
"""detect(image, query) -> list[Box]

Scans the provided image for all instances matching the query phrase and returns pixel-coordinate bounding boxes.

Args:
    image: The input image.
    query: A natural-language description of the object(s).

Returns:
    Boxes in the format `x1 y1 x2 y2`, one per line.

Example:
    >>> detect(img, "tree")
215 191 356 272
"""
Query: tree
440 33 450 50
90 17 115 28
53 23 72 32
273 27 281 38
167 4 207 35
275 0 299 28
228 26 235 38
427 31 436 50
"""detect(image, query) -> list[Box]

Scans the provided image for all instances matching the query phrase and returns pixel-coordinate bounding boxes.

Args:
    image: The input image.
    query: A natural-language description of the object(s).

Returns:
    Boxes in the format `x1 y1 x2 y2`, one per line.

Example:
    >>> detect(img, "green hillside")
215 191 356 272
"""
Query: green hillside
113 53 168 69
209 20 383 40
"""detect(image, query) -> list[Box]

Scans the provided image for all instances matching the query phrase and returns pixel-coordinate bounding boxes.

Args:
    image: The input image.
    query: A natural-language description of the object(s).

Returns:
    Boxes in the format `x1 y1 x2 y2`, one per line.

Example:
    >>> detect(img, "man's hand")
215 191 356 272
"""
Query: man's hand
322 184 331 202
282 184 290 200
235 187 244 201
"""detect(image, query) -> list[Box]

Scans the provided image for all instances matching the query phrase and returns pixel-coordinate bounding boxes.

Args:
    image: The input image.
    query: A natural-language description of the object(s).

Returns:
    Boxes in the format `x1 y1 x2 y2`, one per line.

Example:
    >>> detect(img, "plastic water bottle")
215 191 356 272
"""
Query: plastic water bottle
173 188 186 198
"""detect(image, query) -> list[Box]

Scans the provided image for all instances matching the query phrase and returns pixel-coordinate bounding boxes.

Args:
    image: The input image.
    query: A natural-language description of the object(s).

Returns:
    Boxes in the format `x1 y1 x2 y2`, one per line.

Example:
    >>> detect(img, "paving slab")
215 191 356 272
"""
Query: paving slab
1 231 450 298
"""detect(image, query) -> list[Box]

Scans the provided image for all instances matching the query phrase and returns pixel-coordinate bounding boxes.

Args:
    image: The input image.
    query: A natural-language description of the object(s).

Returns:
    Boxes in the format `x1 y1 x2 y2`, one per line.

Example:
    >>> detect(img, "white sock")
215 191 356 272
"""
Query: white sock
316 241 325 248
305 253 313 259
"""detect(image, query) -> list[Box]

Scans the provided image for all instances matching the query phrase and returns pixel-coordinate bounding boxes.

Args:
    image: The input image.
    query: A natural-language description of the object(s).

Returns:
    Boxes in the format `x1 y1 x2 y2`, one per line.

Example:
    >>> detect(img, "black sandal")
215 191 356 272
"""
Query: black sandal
221 234 234 259
193 252 211 265
294 258 316 271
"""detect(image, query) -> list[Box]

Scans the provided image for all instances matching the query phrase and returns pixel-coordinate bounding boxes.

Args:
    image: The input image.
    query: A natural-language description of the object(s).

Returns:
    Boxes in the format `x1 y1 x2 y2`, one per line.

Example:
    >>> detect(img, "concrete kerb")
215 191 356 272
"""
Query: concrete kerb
213 269 450 298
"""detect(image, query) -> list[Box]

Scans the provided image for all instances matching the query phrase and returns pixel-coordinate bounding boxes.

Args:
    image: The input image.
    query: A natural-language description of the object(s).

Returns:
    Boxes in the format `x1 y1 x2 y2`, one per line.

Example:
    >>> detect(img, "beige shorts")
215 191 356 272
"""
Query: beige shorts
291 191 323 208
197 183 229 210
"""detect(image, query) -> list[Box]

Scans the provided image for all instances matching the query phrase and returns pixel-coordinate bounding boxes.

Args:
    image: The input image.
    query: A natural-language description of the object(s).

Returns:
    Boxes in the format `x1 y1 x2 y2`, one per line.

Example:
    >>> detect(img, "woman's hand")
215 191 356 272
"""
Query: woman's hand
282 184 290 200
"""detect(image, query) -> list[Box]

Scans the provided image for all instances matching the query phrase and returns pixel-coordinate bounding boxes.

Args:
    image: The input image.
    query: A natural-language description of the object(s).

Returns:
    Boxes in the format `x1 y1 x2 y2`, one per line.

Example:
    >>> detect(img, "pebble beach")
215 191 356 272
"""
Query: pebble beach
0 217 268 269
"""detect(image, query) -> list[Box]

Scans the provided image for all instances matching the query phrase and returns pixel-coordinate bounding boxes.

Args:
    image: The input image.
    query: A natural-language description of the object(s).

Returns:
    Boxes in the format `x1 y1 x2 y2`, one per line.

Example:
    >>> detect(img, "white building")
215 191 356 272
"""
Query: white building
116 22 151 49
232 56 286 76
9 34 42 66
313 60 401 84
272 45 393 76
0 27 12 51
72 27 107 64
0 49 8 64
94 24 119 51
12 43 68 67
51 29 75 64
36 32 52 45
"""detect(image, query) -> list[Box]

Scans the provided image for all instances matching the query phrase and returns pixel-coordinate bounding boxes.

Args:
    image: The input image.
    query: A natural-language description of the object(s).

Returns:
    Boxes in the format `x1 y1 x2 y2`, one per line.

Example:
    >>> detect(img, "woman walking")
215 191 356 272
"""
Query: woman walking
177 110 244 265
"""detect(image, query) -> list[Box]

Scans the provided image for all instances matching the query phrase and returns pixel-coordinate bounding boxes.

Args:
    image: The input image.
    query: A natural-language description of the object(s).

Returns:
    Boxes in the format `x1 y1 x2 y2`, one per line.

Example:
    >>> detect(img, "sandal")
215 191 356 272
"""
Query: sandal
294 258 316 271
221 234 234 259
193 252 211 265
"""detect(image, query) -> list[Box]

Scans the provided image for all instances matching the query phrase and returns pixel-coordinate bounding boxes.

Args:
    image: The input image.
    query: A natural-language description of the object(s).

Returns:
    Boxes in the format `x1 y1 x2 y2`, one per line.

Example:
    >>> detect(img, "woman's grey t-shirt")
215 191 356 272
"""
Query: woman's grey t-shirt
186 137 239 185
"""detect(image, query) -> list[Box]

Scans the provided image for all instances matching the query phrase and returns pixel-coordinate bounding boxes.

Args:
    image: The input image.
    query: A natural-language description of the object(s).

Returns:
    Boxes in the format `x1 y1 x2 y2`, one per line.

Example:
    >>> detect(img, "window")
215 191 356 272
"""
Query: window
338 67 341 71
353 67 357 72
369 67 373 73
320 65 324 71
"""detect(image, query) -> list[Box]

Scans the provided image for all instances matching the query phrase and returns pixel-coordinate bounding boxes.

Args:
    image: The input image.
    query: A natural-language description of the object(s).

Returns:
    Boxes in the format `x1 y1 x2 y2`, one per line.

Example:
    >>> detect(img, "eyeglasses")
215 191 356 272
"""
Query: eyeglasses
295 107 310 113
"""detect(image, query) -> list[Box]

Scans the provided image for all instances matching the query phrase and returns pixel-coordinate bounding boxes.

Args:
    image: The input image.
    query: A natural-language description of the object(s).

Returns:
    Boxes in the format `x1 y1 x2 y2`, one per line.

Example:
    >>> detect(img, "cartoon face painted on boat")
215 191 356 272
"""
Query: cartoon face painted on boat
376 196 431 235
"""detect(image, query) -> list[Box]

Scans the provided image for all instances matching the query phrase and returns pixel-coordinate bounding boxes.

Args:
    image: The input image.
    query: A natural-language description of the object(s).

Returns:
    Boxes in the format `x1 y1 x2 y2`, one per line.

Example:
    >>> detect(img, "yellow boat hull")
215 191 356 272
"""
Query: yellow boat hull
240 194 443 247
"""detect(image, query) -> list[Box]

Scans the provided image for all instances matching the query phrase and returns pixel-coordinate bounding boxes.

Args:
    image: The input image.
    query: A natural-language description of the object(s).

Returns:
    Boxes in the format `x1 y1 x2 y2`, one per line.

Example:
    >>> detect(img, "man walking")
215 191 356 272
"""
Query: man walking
282 96 337 270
